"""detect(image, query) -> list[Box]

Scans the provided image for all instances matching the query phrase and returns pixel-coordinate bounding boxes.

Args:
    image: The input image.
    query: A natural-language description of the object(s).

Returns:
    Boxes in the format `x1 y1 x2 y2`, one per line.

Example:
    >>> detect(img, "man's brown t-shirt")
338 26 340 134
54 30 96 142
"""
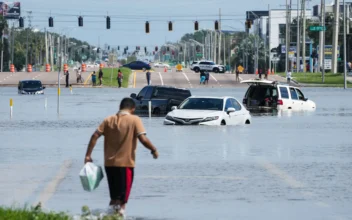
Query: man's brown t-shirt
97 112 146 167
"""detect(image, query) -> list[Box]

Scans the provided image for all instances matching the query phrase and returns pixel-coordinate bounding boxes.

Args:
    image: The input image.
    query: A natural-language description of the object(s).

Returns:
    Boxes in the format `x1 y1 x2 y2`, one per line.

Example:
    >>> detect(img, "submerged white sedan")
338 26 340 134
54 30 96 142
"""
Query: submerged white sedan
164 96 251 126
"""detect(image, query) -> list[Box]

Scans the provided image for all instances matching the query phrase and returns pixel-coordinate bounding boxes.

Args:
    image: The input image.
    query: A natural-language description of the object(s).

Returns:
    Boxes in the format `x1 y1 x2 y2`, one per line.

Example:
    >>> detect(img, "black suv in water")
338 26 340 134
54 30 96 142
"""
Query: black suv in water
18 80 46 95
130 86 191 116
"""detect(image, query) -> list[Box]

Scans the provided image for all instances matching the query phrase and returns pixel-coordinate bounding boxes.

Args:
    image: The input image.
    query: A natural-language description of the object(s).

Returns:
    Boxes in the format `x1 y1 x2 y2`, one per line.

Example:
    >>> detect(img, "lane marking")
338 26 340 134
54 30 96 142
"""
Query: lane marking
158 72 164 85
260 161 331 208
33 160 72 206
133 71 136 88
182 72 193 88
210 74 222 87
136 175 246 180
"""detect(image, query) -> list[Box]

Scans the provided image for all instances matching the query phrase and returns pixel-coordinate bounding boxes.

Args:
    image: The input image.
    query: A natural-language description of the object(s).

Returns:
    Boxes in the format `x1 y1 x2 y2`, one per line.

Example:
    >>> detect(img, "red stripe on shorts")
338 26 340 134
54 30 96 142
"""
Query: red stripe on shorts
125 168 133 203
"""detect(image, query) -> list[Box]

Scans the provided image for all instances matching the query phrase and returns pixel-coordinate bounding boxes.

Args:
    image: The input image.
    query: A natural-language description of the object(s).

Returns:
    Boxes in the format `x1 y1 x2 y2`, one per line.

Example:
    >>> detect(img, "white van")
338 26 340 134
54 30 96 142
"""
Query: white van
241 79 316 112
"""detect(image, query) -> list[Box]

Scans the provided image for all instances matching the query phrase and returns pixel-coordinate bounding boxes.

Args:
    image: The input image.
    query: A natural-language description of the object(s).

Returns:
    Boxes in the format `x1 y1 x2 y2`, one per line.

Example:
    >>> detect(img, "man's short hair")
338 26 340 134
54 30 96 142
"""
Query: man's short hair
120 98 136 110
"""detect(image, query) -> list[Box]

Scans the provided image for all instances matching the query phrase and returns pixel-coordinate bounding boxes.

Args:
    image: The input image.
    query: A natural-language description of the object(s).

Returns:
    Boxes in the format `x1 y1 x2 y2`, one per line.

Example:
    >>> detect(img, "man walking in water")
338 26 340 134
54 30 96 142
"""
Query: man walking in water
84 98 159 217
145 68 151 85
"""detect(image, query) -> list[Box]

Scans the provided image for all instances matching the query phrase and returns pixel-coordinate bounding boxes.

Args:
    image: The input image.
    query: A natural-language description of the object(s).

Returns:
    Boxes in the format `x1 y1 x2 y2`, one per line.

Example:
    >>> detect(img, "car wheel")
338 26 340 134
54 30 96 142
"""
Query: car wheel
194 67 200 73
221 120 226 126
213 68 219 73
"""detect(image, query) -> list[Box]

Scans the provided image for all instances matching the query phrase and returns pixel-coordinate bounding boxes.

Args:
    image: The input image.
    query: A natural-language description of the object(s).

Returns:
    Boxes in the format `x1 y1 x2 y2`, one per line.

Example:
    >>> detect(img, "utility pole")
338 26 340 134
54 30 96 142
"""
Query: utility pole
343 0 347 89
11 21 15 65
45 28 48 65
318 1 324 74
296 0 300 73
285 0 289 73
1 5 4 72
268 4 272 74
331 0 340 74
322 0 326 81
57 36 61 115
302 0 306 72
223 34 226 67
218 8 221 65
50 33 54 71
213 31 217 63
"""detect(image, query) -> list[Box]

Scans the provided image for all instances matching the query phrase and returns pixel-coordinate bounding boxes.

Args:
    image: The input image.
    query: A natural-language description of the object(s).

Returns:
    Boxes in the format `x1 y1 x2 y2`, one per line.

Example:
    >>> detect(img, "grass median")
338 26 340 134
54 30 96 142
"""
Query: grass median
95 67 131 88
277 72 352 87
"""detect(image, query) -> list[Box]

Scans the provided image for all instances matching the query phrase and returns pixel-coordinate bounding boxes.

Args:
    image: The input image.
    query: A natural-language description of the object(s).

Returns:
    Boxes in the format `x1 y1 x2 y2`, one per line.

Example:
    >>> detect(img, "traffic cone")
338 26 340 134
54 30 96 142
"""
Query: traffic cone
268 69 271 75
164 67 167 72
255 69 258 75
272 69 275 75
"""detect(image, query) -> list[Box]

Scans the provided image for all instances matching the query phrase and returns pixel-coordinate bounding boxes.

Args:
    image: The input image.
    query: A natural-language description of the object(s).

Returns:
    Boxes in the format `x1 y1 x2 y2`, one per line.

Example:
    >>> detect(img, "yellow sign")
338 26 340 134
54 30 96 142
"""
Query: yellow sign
58 88 61 96
176 64 183 71
10 98 13 107
237 65 244 73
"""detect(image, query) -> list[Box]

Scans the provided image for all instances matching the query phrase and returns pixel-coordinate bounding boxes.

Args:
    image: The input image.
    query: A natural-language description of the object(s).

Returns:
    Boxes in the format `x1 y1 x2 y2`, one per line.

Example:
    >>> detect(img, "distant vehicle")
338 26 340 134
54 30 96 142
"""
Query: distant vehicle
86 63 99 68
130 85 191 116
190 60 225 73
123 61 151 70
153 62 170 68
18 80 46 95
164 96 251 125
241 79 316 112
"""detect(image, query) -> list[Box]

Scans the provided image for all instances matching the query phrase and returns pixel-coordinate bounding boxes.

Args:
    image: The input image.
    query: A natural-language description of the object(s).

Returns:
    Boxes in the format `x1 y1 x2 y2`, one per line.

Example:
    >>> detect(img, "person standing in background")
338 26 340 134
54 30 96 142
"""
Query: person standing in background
64 70 69 87
117 69 123 88
99 69 104 86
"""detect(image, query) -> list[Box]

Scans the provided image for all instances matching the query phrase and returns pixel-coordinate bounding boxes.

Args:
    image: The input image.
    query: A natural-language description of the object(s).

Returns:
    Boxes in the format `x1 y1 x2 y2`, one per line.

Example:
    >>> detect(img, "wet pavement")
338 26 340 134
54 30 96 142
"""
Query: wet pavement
0 86 352 220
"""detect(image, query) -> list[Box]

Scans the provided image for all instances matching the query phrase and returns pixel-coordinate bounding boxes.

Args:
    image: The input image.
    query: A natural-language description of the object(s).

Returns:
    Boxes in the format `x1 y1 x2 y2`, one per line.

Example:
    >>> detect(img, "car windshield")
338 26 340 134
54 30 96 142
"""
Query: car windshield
179 98 223 111
22 81 42 89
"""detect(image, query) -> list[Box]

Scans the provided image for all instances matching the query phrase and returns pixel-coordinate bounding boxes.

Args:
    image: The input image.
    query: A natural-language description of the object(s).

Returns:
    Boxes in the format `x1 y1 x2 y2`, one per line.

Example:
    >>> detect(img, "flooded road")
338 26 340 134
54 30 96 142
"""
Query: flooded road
0 87 351 220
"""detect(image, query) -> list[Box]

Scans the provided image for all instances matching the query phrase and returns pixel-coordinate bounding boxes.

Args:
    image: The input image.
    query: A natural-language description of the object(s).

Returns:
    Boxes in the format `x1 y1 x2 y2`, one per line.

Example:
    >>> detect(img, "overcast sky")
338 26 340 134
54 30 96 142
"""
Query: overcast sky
23 0 323 49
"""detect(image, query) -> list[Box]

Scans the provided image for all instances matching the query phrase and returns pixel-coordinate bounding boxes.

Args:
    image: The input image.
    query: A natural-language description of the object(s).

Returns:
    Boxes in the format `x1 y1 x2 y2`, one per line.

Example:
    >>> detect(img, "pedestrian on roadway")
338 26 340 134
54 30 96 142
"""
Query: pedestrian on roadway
204 71 210 84
235 68 240 82
64 70 69 87
200 71 206 85
76 67 83 83
84 97 159 217
145 68 151 85
99 69 104 86
259 68 263 79
92 71 97 86
117 69 123 88
264 69 268 80
287 70 292 85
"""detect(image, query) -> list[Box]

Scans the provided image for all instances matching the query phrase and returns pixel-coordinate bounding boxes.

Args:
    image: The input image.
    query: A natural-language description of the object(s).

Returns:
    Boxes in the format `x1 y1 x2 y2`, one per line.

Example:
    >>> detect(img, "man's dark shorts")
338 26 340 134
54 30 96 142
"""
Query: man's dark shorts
105 167 134 204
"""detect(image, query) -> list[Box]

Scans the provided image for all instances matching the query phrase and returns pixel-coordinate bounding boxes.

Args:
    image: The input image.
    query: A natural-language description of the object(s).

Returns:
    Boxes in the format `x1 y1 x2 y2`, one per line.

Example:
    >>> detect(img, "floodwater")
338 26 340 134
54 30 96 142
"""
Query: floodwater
0 87 352 220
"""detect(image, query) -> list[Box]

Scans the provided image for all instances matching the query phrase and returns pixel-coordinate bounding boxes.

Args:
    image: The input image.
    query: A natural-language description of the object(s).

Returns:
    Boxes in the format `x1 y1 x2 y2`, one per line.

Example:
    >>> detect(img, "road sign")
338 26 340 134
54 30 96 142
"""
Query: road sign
196 53 203 57
309 26 326 31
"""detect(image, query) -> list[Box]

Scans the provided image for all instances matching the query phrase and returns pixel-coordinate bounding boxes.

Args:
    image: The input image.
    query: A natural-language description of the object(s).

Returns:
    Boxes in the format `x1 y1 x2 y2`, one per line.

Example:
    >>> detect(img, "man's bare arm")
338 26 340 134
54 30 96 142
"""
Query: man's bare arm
84 131 101 163
138 134 158 159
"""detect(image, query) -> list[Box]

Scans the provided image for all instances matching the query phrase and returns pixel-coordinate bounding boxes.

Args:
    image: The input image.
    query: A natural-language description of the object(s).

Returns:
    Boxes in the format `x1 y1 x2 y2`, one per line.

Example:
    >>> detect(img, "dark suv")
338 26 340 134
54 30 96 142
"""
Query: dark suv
130 86 191 116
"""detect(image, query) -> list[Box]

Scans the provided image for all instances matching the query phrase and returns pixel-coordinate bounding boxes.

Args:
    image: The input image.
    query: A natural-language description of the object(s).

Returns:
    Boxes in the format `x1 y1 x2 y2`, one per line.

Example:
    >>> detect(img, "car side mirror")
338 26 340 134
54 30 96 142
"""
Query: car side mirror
304 98 308 101
43 86 46 89
227 107 236 114
130 93 137 99
171 106 177 111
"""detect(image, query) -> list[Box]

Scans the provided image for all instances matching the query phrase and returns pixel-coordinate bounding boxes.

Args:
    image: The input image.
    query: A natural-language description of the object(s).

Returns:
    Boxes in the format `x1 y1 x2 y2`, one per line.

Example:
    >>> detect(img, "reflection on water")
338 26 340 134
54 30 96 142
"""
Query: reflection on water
0 87 352 220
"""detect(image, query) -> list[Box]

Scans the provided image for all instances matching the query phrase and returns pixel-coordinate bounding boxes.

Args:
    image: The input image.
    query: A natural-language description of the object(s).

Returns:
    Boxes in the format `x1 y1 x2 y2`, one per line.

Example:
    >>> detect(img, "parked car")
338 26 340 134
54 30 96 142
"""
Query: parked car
123 61 151 70
241 79 316 112
130 86 191 116
153 62 170 68
164 96 251 126
190 60 225 73
18 80 46 95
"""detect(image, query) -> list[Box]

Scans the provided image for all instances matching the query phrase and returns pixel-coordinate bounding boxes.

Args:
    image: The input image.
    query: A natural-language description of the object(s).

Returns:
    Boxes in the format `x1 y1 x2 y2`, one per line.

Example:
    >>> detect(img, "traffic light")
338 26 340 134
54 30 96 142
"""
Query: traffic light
78 16 83 27
168 21 173 31
82 48 84 53
144 47 147 53
118 46 120 50
88 45 90 50
194 21 199 31
155 46 158 52
126 46 128 50
106 16 111 29
145 21 150 33
167 47 170 52
49 17 54 27
215 20 219 30
246 20 252 29
180 47 183 52
19 17 24 28
97 48 100 53
108 46 110 50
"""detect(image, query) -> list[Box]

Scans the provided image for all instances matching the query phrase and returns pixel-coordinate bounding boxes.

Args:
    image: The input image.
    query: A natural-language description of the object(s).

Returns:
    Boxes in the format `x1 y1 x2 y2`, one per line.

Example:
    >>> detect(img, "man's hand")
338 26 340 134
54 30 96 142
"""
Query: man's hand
84 156 93 164
152 150 159 159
